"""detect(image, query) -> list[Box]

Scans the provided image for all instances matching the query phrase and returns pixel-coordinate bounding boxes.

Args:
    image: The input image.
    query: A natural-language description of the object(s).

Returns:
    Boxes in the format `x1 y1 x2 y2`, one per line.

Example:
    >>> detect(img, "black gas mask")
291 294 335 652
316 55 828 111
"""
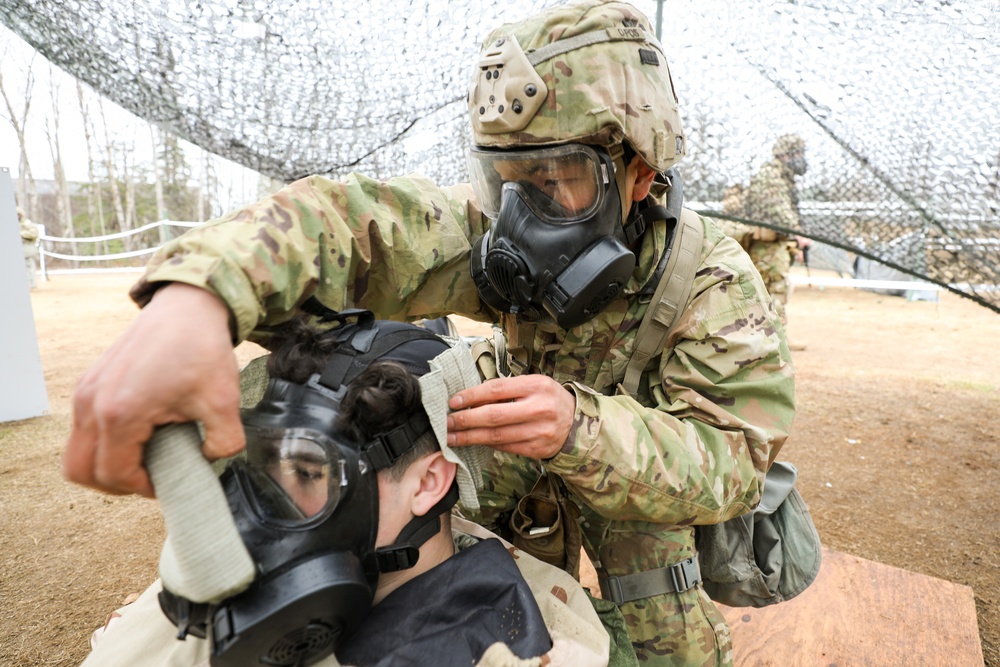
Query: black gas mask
787 153 808 176
468 143 637 329
157 310 457 667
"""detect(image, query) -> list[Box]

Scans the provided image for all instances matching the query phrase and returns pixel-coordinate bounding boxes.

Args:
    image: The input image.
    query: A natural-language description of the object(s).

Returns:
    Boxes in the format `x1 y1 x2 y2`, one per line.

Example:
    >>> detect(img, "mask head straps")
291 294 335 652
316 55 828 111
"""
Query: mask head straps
299 304 461 573
375 483 460 573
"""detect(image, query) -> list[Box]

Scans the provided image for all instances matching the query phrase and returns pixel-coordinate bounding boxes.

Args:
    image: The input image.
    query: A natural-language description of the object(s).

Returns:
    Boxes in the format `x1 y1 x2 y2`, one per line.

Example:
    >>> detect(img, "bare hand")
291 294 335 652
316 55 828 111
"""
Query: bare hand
446 375 575 460
63 283 245 496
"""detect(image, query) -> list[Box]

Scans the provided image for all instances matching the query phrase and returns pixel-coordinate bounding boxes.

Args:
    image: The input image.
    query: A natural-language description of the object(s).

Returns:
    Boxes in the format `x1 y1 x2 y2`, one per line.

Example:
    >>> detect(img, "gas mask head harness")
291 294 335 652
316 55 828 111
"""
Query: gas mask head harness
157 309 458 667
470 141 664 329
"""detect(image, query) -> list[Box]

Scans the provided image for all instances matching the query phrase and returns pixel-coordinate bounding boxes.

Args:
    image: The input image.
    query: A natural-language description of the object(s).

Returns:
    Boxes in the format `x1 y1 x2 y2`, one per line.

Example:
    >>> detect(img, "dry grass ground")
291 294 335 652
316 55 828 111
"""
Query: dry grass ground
1 272 996 666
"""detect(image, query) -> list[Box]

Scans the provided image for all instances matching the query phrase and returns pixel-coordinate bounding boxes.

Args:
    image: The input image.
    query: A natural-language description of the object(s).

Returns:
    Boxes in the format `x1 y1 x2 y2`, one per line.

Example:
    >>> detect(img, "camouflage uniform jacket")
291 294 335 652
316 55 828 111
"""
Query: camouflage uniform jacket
745 158 801 236
132 173 795 666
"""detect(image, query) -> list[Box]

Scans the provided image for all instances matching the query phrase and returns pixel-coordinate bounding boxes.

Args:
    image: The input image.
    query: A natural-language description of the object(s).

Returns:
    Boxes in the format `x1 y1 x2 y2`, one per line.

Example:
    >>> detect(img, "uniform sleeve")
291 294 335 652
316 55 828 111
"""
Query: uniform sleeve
129 173 492 342
545 231 794 526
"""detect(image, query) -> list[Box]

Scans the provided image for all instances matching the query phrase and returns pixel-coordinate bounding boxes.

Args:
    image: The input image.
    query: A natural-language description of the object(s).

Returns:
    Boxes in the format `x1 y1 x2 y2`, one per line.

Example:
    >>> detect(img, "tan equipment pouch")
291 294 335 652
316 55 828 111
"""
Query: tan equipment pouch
508 472 582 579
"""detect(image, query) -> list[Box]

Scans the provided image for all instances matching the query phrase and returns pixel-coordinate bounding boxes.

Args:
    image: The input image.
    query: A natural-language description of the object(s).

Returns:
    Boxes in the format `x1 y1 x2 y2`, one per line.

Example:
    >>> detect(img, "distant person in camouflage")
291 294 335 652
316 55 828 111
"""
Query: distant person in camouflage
17 206 39 289
64 2 796 665
743 134 812 345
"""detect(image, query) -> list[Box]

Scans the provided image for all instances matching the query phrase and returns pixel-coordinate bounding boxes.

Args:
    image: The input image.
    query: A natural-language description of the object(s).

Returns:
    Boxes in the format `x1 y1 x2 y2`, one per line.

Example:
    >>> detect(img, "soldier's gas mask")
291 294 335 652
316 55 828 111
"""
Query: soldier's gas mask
468 143 637 329
786 152 807 176
157 312 458 667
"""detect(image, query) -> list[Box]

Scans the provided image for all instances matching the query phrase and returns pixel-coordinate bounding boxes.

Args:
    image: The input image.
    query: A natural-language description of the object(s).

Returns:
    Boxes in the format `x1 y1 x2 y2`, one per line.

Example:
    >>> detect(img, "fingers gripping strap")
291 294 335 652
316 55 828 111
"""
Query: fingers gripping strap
145 423 256 604
418 343 493 512
620 209 704 397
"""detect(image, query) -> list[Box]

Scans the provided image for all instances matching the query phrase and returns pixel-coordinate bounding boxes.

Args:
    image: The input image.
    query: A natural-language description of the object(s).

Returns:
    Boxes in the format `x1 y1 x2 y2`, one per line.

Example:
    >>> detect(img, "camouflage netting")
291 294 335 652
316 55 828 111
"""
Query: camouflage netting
1 0 998 311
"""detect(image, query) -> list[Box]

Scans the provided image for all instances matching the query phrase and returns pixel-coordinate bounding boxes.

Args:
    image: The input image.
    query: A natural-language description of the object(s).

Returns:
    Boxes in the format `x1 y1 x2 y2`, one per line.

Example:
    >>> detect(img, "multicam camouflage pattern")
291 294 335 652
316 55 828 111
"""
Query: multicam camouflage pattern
743 156 803 324
748 237 795 324
18 208 39 288
469 0 685 173
745 158 801 233
133 172 794 666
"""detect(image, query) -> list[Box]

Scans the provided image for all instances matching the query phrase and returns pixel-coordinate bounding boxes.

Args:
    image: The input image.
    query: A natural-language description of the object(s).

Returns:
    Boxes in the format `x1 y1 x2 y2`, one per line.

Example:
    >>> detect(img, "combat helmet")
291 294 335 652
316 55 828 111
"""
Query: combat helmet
773 134 805 158
468 0 685 174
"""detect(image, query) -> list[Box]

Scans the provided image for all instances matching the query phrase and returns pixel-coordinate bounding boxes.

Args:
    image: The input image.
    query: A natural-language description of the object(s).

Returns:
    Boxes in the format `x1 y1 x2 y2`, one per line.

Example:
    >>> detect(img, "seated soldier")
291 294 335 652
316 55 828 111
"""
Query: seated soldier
82 314 612 667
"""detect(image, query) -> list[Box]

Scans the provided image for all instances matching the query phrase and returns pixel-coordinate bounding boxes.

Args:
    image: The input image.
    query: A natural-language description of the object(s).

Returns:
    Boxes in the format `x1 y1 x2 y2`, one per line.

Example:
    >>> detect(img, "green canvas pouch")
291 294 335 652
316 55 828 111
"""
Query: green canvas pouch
695 461 822 607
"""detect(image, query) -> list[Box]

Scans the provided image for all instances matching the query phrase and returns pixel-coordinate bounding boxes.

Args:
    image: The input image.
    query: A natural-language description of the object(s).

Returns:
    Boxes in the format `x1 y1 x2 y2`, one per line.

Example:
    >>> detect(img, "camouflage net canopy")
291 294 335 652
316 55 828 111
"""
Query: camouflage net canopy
1 0 998 312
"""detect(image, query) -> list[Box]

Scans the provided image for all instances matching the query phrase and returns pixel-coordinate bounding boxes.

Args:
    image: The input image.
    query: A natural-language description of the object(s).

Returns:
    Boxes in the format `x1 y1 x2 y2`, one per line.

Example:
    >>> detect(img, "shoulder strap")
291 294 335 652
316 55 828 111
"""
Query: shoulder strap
619 209 704 397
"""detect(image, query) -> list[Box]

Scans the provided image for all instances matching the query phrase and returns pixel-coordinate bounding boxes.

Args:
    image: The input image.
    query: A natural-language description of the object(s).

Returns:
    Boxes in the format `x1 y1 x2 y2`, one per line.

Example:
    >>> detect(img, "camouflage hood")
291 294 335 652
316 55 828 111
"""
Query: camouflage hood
468 0 685 173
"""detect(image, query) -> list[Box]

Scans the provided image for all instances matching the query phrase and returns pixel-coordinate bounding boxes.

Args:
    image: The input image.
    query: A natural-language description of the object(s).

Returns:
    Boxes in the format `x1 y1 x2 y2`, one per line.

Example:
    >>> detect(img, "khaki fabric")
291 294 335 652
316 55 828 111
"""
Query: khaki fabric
82 523 609 667
454 517 610 667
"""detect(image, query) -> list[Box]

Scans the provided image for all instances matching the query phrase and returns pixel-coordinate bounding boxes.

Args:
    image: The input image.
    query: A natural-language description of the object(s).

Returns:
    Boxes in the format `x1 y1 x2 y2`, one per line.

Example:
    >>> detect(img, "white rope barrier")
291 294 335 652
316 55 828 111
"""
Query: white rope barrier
36 220 202 276
38 219 200 244
44 247 161 261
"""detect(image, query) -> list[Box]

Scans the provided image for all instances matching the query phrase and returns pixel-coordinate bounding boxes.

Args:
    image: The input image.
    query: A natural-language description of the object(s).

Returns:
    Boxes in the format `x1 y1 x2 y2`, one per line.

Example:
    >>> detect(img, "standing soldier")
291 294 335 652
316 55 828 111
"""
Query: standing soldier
744 134 811 348
17 206 39 289
64 2 796 665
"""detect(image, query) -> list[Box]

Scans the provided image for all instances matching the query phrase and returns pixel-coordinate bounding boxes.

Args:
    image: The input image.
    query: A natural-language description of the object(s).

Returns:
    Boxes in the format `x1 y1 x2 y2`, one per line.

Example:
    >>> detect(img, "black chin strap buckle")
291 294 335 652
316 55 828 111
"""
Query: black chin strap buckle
376 545 421 572
157 588 211 640
375 483 460 573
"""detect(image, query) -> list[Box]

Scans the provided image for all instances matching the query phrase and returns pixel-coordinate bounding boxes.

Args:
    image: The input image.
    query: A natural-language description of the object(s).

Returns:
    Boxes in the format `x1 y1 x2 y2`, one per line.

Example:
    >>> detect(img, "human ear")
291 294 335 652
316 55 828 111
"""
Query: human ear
631 160 658 201
409 452 458 518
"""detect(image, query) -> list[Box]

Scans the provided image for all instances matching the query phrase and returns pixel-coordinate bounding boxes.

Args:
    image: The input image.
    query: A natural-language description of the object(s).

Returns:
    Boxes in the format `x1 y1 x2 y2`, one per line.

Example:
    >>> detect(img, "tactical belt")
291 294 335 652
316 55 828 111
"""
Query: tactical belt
598 557 702 605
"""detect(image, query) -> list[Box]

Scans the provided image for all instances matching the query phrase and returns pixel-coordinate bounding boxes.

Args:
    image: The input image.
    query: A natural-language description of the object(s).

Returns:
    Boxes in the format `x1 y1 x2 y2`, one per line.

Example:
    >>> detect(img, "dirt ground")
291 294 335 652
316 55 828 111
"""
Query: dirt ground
1 272 997 666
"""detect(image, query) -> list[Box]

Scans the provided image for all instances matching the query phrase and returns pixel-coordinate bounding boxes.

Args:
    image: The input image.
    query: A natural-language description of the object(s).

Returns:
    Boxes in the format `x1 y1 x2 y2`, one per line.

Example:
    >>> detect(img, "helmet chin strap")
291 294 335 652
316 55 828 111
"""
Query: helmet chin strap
608 142 630 228
375 482 460 573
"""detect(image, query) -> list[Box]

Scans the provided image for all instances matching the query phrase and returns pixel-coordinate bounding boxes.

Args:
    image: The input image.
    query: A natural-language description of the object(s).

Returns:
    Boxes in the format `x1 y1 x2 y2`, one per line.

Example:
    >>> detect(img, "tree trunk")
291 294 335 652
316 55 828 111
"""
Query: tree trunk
152 126 168 243
0 52 37 217
76 81 97 257
98 99 127 250
46 67 75 247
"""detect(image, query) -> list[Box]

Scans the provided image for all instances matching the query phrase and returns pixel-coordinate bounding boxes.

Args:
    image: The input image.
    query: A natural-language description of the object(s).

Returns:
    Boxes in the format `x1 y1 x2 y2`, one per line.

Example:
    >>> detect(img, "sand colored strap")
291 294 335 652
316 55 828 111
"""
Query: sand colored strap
620 209 703 396
419 342 493 512
146 422 255 604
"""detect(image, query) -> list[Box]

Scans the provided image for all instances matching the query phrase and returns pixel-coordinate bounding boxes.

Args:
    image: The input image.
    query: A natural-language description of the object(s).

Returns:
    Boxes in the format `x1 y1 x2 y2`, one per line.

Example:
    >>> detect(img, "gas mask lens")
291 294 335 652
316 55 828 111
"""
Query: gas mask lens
243 428 344 523
469 144 609 223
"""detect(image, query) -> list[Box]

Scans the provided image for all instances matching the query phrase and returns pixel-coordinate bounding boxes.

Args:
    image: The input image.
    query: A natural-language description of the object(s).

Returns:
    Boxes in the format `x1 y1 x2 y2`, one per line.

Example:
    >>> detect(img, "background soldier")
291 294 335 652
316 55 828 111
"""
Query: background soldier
743 134 812 349
64 2 796 664
17 206 39 289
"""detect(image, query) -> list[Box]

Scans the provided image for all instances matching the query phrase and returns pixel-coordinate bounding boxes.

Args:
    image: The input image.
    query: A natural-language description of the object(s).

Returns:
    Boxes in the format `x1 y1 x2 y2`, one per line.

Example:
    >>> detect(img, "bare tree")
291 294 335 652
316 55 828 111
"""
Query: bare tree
77 80 109 254
0 47 38 216
122 148 137 249
45 65 76 245
97 98 128 239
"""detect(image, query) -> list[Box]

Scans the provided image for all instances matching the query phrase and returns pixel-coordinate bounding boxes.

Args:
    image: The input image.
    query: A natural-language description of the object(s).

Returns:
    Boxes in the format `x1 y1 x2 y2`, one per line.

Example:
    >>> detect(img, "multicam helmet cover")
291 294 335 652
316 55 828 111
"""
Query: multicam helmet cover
772 133 806 158
468 0 685 173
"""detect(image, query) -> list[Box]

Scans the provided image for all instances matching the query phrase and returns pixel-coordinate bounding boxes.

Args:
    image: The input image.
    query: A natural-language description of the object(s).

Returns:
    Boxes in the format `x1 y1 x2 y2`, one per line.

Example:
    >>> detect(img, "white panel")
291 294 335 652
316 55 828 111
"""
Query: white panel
0 167 49 422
